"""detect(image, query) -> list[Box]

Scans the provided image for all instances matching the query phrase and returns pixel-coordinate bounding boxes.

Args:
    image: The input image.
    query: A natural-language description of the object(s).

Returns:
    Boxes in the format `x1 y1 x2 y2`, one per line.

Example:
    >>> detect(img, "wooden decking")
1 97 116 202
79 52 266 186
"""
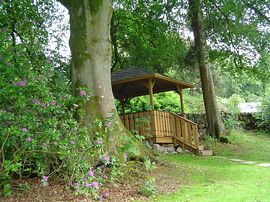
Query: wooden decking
120 110 211 155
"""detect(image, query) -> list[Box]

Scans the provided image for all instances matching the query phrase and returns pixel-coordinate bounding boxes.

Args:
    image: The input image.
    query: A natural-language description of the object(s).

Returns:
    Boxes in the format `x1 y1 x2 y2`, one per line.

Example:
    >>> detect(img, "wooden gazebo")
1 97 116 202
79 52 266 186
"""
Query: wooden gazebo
112 67 211 155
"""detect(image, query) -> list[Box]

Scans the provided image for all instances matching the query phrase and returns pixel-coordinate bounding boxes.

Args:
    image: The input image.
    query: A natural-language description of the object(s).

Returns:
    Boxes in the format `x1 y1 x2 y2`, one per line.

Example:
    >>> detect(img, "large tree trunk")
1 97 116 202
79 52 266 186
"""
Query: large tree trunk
57 0 121 153
68 0 114 119
57 0 149 157
189 0 225 138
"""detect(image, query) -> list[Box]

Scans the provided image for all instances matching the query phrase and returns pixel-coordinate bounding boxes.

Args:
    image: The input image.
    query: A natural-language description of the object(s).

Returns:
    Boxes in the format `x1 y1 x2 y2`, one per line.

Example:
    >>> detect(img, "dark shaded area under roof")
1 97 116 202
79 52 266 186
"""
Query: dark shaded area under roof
112 67 193 100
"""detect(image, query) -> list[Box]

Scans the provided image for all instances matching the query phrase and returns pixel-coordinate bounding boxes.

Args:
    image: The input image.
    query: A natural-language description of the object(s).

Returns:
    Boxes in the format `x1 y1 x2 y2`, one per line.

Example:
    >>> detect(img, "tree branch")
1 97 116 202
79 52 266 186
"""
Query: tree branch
208 0 242 69
5 0 17 64
111 14 120 72
13 29 34 60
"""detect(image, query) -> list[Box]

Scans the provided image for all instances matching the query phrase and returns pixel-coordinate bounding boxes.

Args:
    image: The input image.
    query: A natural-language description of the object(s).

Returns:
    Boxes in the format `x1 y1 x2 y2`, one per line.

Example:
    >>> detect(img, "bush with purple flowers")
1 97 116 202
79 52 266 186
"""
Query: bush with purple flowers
0 63 113 198
0 1 101 197
0 1 127 199
79 90 87 97
1 67 118 197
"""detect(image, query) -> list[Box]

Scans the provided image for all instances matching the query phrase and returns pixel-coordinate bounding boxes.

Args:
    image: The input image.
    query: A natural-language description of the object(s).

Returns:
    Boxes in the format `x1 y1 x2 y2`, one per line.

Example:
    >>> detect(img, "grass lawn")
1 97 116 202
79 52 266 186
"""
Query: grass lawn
150 130 270 202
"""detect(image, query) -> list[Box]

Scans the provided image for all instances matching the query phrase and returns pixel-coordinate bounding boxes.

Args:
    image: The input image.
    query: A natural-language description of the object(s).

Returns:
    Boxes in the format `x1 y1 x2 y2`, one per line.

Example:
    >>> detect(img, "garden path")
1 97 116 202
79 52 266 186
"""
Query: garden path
229 158 270 167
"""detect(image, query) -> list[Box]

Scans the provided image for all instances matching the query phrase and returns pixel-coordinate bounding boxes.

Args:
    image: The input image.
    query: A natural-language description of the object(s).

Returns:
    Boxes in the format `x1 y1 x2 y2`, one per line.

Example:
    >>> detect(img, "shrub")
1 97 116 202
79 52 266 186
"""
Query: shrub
256 88 270 131
222 113 242 130
0 1 119 197
0 73 108 197
138 178 157 197
218 94 245 113
115 91 205 114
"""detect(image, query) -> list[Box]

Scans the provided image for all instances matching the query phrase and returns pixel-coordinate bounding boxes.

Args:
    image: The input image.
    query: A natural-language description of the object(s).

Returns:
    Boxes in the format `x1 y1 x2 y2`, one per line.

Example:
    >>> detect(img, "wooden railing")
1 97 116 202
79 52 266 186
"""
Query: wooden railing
120 111 152 137
170 112 200 149
120 110 200 150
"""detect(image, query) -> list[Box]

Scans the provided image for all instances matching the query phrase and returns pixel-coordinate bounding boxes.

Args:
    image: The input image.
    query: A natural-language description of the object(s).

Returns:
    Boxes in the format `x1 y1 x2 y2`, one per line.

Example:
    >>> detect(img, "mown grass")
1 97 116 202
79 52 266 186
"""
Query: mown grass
149 130 270 202
203 129 270 162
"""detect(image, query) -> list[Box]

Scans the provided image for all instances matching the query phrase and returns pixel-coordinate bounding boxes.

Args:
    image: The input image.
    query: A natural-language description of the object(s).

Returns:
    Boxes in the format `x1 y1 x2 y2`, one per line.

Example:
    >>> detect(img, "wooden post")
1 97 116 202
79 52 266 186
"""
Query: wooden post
179 89 184 115
177 86 185 116
148 79 155 110
150 110 155 142
119 98 126 114
144 79 156 142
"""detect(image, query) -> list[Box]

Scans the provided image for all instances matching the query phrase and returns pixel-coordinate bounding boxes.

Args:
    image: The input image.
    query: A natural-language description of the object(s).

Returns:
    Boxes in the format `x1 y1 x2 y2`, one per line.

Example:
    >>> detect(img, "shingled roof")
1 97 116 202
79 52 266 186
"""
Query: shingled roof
112 67 154 82
111 67 193 100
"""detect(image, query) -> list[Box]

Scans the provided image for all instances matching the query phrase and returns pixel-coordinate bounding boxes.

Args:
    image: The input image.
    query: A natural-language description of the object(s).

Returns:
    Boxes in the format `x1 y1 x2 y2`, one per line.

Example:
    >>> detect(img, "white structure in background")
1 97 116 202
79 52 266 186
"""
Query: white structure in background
238 102 261 113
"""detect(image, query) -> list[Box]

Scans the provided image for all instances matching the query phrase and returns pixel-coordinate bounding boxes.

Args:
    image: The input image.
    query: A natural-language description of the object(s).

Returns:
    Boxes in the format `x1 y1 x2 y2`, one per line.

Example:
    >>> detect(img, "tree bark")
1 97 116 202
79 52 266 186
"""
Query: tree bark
57 0 120 153
57 0 150 157
68 0 114 119
189 0 225 138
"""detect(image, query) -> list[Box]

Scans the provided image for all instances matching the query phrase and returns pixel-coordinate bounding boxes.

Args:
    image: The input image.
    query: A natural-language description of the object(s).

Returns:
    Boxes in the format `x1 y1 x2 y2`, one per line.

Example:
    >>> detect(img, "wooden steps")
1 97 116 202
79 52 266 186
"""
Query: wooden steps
198 145 204 150
173 137 213 156
199 149 213 156
198 145 213 156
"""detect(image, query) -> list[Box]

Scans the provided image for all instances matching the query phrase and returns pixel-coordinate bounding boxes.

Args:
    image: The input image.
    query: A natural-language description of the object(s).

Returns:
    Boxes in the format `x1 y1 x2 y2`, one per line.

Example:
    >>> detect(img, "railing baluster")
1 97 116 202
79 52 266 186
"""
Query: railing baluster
125 114 129 130
166 113 170 136
151 111 157 138
162 112 166 136
187 123 192 146
129 113 134 131
194 125 199 148
159 112 163 137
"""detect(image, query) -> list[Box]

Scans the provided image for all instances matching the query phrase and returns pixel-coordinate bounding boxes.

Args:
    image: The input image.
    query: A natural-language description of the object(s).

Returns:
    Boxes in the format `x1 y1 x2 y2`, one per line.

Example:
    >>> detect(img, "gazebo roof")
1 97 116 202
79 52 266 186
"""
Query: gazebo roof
112 67 193 100
112 67 155 82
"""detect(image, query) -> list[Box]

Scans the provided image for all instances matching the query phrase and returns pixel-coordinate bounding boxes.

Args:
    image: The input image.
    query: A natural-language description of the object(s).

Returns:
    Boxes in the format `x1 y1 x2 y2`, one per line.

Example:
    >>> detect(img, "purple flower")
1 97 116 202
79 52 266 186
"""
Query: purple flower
50 100 56 105
103 191 109 198
87 170 94 177
85 183 91 188
96 139 103 144
42 176 49 181
79 90 86 96
103 155 110 163
70 140 75 145
41 103 47 108
26 137 32 142
22 128 28 133
17 80 26 87
91 181 99 188
32 99 40 104
82 177 87 181
57 104 61 108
